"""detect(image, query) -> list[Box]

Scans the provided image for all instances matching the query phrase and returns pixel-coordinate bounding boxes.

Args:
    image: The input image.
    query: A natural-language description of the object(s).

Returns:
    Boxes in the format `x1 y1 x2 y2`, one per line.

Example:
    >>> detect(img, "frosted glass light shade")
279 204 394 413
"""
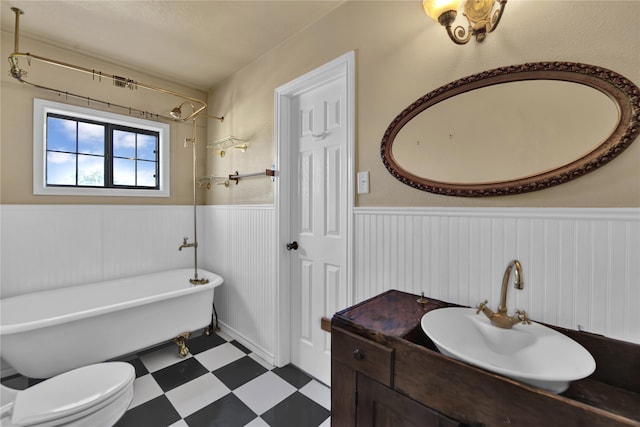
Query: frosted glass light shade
423 0 461 21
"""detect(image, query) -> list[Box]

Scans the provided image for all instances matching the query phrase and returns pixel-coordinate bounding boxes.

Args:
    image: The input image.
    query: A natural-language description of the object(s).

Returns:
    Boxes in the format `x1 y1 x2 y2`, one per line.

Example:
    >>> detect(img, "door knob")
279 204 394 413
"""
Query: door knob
286 241 298 251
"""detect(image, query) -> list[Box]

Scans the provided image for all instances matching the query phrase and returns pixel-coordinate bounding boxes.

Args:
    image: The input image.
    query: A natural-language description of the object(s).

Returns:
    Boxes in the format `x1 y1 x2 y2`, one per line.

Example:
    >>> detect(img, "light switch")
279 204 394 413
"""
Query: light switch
357 171 370 194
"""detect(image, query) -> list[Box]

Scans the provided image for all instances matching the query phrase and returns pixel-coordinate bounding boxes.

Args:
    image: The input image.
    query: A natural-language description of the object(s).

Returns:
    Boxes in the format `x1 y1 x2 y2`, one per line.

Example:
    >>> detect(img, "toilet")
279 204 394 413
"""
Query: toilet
0 362 135 427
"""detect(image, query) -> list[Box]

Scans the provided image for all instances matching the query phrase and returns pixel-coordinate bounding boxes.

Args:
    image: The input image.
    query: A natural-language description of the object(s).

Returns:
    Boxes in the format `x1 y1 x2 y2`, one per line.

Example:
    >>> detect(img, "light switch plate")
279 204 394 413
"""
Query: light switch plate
357 171 370 194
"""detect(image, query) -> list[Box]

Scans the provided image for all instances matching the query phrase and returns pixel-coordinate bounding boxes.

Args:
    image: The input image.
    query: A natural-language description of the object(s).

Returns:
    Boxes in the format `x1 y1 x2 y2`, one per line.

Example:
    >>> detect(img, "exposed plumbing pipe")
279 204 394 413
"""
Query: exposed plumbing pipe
186 118 208 285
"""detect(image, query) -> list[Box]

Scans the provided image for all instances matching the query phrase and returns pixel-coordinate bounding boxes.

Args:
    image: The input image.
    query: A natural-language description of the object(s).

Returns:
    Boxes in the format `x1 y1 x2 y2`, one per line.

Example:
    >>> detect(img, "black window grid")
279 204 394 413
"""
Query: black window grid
45 113 160 190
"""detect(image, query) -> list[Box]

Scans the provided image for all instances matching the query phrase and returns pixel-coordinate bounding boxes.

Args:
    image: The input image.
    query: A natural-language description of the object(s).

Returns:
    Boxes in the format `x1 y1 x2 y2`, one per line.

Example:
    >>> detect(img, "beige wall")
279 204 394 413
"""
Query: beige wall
1 34 209 205
206 0 640 207
2 2 638 207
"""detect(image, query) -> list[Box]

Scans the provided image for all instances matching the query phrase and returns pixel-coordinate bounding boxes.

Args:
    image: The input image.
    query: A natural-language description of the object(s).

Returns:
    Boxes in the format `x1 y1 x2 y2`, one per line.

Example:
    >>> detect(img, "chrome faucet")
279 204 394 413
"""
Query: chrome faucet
178 236 197 251
477 260 531 329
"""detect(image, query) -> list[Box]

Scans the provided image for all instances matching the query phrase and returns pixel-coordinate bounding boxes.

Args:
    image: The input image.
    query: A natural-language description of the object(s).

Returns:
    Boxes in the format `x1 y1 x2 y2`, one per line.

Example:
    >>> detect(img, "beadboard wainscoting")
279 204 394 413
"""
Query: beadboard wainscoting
200 205 277 365
0 204 199 298
0 204 202 377
354 207 640 344
2 204 638 378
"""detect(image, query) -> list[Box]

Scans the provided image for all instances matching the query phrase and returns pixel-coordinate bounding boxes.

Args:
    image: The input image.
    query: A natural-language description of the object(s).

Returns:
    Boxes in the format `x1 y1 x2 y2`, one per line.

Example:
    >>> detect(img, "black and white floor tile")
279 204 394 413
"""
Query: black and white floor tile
1 330 331 427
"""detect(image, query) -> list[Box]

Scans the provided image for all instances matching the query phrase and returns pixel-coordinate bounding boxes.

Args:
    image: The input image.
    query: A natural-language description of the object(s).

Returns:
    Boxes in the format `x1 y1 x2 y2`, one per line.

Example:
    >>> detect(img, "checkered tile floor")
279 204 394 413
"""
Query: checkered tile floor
1 330 331 427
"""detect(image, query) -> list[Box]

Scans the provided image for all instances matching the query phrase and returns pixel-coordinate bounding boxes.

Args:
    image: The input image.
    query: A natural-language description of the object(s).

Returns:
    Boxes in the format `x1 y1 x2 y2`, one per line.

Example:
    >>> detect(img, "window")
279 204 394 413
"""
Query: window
34 98 170 197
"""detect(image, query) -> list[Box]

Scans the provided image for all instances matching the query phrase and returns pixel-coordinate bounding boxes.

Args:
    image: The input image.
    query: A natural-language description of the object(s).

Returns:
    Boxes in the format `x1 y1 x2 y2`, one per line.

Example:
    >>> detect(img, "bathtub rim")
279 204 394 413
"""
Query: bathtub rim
0 268 223 336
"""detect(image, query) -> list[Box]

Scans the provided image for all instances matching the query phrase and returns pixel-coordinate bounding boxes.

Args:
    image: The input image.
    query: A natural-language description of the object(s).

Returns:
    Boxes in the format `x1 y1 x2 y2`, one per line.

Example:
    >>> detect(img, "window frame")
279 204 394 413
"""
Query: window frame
33 98 171 197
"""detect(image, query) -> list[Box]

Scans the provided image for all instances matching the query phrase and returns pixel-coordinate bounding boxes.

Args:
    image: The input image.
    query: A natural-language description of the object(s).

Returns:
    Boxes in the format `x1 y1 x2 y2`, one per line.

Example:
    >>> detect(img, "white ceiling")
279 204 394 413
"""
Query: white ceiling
0 0 344 91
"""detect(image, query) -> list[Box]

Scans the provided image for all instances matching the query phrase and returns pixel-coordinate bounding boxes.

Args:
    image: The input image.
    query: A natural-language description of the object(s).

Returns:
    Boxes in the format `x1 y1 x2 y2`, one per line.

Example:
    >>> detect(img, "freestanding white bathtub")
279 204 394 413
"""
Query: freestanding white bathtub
0 268 223 379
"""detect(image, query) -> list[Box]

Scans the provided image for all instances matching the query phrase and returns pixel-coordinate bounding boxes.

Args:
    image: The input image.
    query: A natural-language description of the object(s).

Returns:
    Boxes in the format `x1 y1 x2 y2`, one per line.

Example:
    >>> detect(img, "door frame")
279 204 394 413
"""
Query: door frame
273 51 355 368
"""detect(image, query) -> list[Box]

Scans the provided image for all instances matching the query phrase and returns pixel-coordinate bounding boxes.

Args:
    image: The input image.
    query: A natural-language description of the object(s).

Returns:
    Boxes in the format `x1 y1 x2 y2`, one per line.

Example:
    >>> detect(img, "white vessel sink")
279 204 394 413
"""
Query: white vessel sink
421 307 596 393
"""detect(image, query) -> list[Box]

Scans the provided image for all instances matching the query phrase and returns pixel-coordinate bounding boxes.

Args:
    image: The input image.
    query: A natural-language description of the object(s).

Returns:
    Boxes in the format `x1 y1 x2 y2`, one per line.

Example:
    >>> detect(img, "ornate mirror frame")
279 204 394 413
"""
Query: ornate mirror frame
381 62 640 197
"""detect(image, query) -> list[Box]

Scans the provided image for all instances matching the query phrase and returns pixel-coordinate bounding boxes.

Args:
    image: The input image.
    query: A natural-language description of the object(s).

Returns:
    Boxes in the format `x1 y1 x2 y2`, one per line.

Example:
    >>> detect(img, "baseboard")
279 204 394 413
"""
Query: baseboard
216 322 276 367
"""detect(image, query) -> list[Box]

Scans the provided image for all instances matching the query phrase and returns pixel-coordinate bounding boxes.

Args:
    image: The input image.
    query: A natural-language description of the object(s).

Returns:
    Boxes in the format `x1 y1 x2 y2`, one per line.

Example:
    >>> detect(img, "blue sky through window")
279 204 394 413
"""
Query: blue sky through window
47 116 76 152
78 122 105 155
46 151 75 185
46 114 158 188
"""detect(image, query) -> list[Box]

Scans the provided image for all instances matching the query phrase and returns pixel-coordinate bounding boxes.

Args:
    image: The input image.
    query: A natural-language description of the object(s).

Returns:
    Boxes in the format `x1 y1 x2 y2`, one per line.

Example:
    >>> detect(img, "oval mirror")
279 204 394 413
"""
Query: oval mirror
381 62 640 197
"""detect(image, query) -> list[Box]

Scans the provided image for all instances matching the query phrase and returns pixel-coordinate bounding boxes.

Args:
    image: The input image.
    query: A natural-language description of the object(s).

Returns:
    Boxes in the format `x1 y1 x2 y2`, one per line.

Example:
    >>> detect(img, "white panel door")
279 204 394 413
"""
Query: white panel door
289 75 348 385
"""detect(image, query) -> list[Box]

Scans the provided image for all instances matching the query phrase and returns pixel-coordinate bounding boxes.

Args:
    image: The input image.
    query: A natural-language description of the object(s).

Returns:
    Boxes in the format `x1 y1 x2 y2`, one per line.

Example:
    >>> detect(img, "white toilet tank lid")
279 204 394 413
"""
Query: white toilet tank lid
11 362 135 426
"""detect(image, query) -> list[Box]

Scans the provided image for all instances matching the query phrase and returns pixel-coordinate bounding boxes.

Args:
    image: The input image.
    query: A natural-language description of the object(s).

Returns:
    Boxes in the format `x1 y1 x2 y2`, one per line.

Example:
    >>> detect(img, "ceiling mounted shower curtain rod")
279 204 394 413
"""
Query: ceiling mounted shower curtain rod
7 7 223 123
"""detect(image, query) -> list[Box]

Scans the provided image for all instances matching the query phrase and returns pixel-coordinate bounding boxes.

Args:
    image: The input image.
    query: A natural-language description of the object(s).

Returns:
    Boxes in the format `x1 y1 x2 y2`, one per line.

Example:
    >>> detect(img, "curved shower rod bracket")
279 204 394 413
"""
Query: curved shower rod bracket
7 7 223 124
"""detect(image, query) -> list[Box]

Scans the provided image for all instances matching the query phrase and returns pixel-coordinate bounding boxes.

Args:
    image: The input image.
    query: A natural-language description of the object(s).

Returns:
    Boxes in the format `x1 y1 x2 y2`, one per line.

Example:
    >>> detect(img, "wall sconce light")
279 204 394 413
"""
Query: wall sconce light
423 0 507 45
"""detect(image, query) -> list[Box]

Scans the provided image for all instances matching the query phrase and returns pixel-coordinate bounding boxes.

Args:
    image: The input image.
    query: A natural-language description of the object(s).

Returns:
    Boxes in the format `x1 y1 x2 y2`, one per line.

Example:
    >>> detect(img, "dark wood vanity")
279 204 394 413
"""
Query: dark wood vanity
331 290 640 426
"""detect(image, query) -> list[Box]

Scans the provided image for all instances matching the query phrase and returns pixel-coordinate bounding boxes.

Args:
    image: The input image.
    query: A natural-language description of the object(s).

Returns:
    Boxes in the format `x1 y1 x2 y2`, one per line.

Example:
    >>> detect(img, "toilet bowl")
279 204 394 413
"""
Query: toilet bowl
0 362 135 427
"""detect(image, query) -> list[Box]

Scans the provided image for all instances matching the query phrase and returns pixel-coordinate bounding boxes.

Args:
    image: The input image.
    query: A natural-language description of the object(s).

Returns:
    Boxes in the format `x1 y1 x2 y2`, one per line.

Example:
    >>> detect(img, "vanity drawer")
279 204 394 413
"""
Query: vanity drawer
333 328 394 386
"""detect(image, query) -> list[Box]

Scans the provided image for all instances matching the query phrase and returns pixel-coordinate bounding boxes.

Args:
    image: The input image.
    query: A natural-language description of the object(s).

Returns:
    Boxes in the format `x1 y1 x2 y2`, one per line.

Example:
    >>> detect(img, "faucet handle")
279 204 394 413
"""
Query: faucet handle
476 300 488 315
515 309 531 325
